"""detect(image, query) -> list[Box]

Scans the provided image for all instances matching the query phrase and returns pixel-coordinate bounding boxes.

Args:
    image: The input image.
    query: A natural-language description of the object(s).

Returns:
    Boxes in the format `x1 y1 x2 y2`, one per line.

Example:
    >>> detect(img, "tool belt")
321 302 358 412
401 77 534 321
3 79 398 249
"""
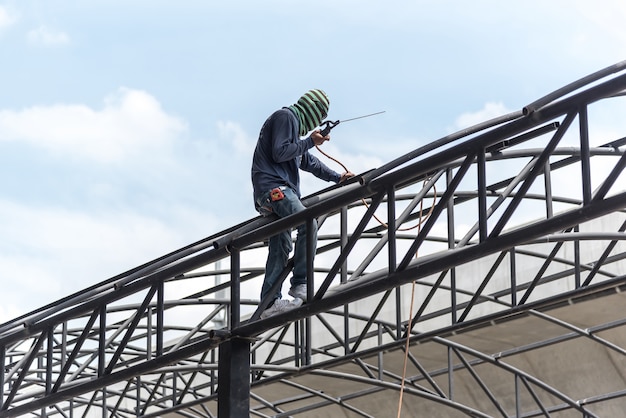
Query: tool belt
270 186 286 201
255 186 289 216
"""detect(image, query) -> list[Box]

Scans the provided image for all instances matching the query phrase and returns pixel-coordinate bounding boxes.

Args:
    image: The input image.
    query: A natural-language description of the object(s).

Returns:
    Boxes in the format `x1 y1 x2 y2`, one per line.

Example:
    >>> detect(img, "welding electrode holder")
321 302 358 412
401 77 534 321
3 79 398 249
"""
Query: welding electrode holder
320 120 340 136
318 111 385 137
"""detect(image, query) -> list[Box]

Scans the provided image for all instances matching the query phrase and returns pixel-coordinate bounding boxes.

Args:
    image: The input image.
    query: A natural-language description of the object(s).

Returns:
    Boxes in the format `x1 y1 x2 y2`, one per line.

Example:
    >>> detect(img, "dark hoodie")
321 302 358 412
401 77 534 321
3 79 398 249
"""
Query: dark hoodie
251 107 340 209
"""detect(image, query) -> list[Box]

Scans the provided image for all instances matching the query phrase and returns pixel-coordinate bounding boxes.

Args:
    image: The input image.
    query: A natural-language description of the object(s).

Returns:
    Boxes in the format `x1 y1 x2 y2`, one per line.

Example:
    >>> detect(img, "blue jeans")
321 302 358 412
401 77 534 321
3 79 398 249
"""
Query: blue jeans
256 187 318 302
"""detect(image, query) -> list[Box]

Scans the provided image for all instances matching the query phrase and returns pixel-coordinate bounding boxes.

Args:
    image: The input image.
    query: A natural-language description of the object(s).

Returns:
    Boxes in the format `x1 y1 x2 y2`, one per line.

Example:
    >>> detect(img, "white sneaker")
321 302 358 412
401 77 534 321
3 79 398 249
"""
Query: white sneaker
288 284 308 300
260 298 303 319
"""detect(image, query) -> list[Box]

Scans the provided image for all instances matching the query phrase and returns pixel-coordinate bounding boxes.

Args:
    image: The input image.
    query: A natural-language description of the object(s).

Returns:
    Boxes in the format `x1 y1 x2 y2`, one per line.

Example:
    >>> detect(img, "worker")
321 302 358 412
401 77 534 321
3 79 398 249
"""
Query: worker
251 89 354 319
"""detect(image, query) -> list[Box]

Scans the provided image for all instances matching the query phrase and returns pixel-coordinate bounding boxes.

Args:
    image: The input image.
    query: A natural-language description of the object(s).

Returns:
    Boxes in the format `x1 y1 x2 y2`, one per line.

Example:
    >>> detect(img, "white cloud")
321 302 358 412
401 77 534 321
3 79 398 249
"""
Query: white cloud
0 303 23 326
1 202 167 256
0 198 209 315
575 2 626 47
0 6 18 31
451 102 513 132
27 25 70 46
217 120 254 155
0 88 188 163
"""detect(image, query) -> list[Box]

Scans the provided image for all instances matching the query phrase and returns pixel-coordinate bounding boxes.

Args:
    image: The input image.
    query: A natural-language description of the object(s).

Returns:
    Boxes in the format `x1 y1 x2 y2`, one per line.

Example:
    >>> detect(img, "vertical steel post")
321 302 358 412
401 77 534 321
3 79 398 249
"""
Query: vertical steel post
46 327 53 395
510 248 517 306
211 349 217 395
305 217 314 365
146 307 152 361
294 321 301 367
377 324 383 380
0 345 4 410
574 225 581 288
447 346 454 401
306 217 315 298
340 205 348 285
219 246 250 416
98 305 106 377
341 205 350 355
102 387 107 418
477 148 488 242
218 338 251 418
544 160 553 218
515 374 521 418
300 320 307 366
447 168 457 323
136 377 141 417
387 185 397 269
579 105 592 205
61 322 67 372
156 279 164 356
387 185 402 339
230 249 241 328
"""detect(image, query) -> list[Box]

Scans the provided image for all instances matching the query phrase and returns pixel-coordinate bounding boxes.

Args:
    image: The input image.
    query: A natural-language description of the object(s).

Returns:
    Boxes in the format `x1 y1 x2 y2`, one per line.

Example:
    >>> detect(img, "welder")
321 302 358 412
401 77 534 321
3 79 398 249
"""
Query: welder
251 89 354 319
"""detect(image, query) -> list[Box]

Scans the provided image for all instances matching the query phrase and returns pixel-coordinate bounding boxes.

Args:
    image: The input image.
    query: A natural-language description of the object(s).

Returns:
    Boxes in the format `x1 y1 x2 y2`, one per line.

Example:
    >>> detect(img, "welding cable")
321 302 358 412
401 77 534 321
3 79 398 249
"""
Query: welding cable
396 183 430 418
315 145 437 231
316 143 435 416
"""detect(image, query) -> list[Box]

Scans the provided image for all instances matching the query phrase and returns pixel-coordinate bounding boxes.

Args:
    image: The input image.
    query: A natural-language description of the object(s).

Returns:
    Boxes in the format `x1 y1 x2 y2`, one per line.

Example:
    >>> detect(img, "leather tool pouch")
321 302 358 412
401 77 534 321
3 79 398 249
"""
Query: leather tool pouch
270 187 285 202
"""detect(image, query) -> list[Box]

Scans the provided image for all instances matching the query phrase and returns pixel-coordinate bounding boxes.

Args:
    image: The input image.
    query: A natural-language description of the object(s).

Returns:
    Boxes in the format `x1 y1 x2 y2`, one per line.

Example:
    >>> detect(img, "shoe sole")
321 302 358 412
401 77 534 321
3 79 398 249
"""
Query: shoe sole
288 289 307 300
260 299 303 319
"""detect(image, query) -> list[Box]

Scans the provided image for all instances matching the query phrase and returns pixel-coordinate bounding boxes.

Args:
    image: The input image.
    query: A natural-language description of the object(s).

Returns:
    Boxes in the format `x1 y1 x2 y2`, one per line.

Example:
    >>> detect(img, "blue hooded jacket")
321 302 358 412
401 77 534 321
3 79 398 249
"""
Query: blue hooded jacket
251 108 340 209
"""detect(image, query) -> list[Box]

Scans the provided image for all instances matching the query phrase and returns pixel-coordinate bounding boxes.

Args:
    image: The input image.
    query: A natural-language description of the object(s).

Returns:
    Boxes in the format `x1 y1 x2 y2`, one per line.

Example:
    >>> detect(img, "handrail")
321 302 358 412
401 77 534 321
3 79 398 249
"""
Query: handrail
523 60 626 115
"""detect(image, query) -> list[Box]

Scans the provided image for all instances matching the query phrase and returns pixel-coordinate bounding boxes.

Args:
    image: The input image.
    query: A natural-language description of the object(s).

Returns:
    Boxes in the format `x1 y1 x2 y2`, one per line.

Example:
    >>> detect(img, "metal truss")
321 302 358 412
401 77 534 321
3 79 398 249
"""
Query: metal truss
2 61 626 417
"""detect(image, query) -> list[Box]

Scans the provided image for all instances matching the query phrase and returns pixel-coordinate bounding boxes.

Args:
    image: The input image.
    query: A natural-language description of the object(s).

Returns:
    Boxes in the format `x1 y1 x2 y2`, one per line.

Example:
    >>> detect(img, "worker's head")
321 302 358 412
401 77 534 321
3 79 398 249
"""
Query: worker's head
293 89 329 136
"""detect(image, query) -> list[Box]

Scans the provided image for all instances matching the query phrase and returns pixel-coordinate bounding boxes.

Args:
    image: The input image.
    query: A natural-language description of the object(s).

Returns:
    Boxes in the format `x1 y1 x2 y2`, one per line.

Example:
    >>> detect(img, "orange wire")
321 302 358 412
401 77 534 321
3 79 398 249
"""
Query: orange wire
396 181 432 417
316 145 436 230
315 145 436 417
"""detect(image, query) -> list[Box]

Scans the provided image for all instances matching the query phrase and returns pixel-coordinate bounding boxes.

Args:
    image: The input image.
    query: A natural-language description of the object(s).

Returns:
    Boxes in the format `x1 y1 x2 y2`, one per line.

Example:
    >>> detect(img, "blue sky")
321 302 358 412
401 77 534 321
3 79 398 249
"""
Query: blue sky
0 0 625 321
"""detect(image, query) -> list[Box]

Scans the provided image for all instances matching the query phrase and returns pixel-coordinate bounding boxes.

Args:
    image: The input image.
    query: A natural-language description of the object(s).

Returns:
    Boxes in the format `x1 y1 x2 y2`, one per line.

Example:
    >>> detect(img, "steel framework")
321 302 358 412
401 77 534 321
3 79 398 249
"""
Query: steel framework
2 61 626 417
